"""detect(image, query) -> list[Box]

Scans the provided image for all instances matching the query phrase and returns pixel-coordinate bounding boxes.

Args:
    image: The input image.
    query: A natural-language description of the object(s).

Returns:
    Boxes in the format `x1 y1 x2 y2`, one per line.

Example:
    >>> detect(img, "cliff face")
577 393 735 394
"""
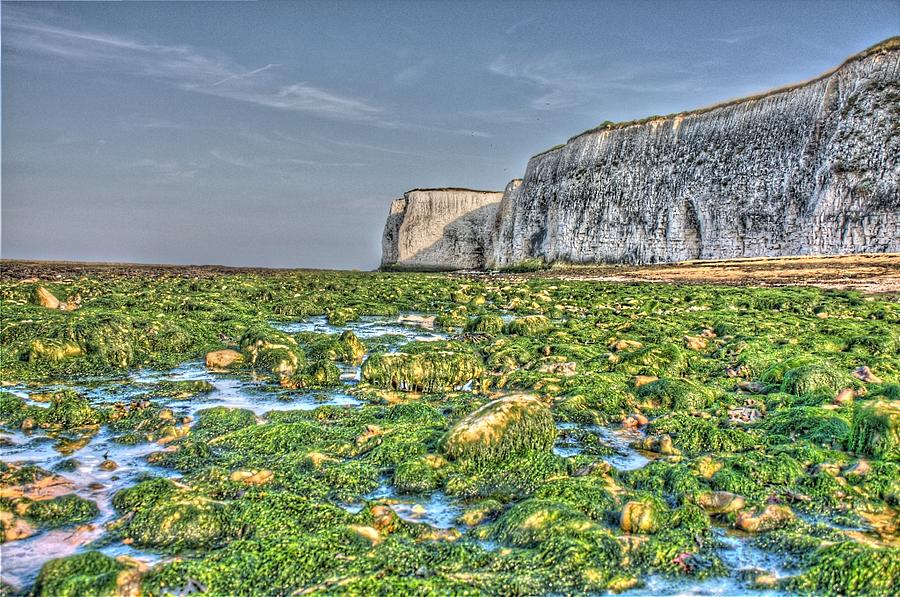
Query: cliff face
381 40 900 270
491 41 900 266
381 189 503 270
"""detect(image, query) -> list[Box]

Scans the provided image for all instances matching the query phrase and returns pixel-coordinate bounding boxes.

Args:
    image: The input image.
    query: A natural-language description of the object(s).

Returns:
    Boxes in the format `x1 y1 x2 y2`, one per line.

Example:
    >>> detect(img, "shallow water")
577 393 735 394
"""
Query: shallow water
273 314 446 344
1 359 360 588
554 422 651 471
622 528 791 596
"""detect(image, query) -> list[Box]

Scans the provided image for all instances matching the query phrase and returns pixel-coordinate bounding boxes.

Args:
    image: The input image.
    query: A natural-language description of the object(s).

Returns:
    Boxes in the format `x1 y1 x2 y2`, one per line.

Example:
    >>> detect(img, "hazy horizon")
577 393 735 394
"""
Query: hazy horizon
3 0 898 270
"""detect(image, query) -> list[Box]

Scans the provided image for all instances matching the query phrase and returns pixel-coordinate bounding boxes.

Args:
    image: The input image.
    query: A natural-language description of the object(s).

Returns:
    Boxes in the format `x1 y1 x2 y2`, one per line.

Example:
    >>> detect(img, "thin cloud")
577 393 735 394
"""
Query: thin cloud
3 10 382 121
210 63 279 87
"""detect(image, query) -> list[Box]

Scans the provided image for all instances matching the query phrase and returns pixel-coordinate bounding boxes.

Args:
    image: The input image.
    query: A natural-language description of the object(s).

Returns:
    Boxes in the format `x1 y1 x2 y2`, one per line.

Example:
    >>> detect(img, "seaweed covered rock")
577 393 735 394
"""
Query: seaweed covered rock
239 325 303 377
620 498 664 534
491 498 596 547
467 315 505 334
28 339 84 363
695 491 745 515
113 494 234 550
393 454 449 493
33 551 128 597
21 494 99 528
846 400 899 460
441 394 555 462
789 541 900 596
636 379 714 412
205 349 244 369
361 350 484 392
780 362 850 397
37 390 103 428
735 504 795 533
507 315 551 336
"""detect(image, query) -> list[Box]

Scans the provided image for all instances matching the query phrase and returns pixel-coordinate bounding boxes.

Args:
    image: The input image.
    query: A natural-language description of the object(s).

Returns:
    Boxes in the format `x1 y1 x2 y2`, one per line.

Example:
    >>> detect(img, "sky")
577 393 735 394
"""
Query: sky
2 1 897 270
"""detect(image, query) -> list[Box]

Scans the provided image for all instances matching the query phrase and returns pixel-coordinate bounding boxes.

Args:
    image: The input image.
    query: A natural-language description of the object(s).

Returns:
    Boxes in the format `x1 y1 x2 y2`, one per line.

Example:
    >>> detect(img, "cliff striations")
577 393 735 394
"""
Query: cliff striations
381 188 503 270
382 39 900 270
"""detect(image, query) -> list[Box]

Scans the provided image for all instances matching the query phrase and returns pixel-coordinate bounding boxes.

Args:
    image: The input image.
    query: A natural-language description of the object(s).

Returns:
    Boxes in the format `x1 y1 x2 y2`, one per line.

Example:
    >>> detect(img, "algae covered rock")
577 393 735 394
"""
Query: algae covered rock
620 498 663 534
361 350 484 392
28 339 83 363
115 495 234 550
507 315 551 336
492 498 596 547
38 390 103 428
846 400 899 460
205 349 244 369
239 325 303 377
441 394 555 462
788 541 900 596
696 491 746 515
735 504 795 533
467 315 505 334
22 494 100 528
33 551 127 597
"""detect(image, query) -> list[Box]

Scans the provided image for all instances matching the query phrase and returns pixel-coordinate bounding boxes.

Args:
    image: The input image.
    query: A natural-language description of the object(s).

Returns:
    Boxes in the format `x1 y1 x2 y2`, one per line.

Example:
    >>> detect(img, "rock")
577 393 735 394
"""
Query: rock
697 491 746 514
852 366 883 384
230 469 273 485
694 456 723 479
735 504 795 533
1 510 35 542
634 433 680 456
683 335 708 350
834 387 856 405
623 413 649 429
99 460 118 471
397 314 436 329
620 500 660 534
537 361 577 375
633 375 658 388
612 339 643 352
205 349 244 369
33 286 60 309
441 394 555 462
349 524 382 545
842 460 871 480
728 407 762 424
381 189 503 270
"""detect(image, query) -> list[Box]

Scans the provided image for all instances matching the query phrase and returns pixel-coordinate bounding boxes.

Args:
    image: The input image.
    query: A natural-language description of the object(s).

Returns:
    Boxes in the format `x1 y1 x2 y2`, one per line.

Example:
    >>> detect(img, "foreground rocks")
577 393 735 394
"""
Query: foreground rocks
441 394 555 462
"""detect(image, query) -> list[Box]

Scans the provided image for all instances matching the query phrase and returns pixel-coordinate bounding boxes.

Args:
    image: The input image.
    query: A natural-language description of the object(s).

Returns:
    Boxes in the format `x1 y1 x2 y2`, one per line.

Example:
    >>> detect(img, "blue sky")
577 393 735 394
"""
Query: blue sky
2 1 897 269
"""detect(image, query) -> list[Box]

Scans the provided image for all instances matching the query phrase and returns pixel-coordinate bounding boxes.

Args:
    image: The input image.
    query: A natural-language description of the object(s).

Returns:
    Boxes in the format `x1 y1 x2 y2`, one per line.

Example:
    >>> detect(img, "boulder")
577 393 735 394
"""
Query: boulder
620 499 661 534
696 491 746 514
33 286 61 309
852 366 883 384
205 349 244 369
735 504 795 533
441 394 555 462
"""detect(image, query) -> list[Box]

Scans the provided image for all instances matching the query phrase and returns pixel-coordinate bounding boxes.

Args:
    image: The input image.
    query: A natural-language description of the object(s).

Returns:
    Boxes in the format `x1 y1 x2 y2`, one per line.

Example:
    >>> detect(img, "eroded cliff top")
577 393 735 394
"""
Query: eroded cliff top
534 36 900 158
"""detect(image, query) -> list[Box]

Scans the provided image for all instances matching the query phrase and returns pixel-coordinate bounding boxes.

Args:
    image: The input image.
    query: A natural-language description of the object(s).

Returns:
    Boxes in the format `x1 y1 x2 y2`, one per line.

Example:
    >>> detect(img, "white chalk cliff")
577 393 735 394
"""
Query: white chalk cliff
382 39 900 270
381 188 503 270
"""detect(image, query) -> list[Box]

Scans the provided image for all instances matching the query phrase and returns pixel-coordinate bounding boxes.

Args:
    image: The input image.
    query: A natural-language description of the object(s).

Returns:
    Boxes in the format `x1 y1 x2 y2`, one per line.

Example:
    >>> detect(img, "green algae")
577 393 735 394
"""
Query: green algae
2 268 900 595
21 494 100 529
33 551 126 597
847 400 899 460
361 348 485 392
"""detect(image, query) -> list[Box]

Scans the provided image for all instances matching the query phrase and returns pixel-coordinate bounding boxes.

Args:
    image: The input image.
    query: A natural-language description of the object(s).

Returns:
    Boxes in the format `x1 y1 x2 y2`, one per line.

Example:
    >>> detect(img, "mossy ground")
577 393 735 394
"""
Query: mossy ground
1 266 898 595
